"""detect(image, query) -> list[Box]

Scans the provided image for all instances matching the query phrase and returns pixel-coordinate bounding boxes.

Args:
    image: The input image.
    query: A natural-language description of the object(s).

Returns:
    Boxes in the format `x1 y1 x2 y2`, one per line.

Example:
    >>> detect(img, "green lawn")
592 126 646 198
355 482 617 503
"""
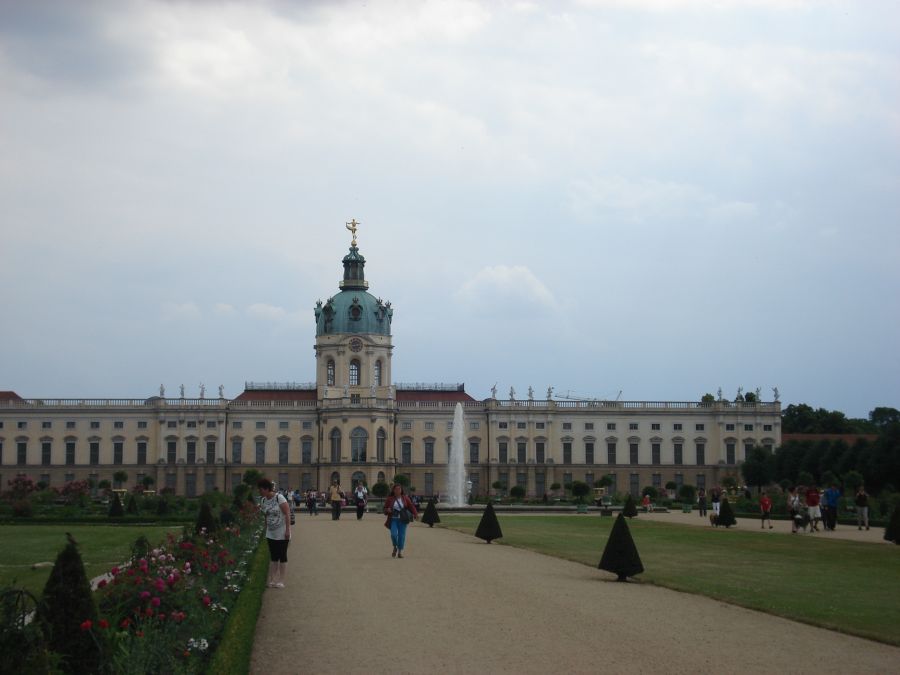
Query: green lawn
439 514 900 646
0 524 181 599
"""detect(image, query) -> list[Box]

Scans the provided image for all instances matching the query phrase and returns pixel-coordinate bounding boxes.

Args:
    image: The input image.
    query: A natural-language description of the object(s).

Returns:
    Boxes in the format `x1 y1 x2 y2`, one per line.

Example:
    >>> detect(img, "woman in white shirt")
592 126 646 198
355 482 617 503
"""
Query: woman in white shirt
258 478 291 587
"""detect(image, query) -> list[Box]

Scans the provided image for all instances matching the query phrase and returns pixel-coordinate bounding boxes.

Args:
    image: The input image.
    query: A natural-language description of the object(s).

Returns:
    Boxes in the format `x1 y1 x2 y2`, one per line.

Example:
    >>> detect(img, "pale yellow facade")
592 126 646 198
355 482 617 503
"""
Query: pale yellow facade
0 237 781 498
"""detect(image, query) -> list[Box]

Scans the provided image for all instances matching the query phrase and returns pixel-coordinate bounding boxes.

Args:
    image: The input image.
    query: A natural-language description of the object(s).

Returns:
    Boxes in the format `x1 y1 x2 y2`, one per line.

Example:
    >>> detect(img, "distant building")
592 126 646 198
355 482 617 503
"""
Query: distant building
0 232 781 497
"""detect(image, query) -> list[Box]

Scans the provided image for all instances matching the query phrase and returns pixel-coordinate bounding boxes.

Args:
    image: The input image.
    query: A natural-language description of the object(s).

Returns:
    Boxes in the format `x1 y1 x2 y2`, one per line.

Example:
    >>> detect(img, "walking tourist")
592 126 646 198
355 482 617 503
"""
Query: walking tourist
353 482 368 520
788 486 802 533
805 484 822 532
710 486 721 516
697 487 707 517
760 493 773 529
823 483 841 531
329 481 345 520
855 485 870 530
383 483 418 558
306 489 319 516
258 478 291 588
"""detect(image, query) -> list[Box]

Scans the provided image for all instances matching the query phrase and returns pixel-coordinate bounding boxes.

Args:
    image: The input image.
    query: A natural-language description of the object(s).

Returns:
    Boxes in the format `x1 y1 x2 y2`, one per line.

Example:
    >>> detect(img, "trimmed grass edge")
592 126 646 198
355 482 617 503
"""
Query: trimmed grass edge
206 537 269 675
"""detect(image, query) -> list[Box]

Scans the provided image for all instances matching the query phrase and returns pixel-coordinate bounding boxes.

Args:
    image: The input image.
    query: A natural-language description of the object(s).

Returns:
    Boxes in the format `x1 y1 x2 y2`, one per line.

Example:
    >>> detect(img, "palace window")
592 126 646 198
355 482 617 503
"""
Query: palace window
138 421 148 429
114 421 124 429
17 441 27 464
629 423 638 430
535 442 545 464
374 360 382 386
696 442 705 465
351 428 367 462
651 443 661 465
585 423 594 430
517 442 526 463
232 439 243 464
302 439 312 464
113 441 123 465
563 442 572 464
187 441 197 464
425 440 434 464
607 423 616 431
695 423 705 431
425 422 434 431
279 439 289 465
499 422 508 429
401 441 412 464
499 442 508 464
137 441 147 466
256 440 266 464
585 442 594 464
674 443 683 465
166 441 176 464
536 422 545 430
330 429 341 463
91 442 101 466
376 429 386 462
629 443 639 464
607 442 616 465
207 441 216 464
651 423 661 431
726 442 736 464
674 423 683 431
349 360 360 386
327 359 335 386
42 442 52 466
66 441 76 466
42 421 52 429
470 441 480 464
562 422 572 431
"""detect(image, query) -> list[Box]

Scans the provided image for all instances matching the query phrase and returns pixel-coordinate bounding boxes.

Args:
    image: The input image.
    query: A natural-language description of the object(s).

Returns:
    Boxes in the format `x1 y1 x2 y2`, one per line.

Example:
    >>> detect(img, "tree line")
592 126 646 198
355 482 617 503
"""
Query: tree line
741 405 900 494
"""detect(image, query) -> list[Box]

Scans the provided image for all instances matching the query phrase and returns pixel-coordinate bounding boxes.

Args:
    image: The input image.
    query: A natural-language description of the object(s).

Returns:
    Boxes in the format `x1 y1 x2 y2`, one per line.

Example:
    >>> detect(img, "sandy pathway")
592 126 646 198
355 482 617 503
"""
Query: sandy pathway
251 514 900 675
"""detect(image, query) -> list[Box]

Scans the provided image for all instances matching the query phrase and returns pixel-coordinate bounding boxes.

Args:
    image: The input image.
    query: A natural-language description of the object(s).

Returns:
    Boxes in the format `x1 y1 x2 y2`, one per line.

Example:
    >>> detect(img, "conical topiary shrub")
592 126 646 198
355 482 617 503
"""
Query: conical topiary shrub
125 494 138 515
108 492 124 518
598 512 644 582
155 496 169 516
38 536 101 675
623 494 638 518
475 502 503 543
421 499 440 527
884 504 900 544
717 498 737 528
195 500 217 535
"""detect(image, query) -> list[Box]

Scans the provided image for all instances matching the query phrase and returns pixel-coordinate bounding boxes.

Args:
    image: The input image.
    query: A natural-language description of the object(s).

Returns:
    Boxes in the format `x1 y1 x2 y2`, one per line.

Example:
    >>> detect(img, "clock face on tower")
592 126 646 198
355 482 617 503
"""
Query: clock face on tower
349 337 363 352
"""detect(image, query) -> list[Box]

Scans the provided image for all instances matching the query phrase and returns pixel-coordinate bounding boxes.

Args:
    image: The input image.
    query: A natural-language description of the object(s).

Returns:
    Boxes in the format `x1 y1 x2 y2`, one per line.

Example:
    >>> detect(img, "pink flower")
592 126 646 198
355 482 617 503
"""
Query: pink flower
98 619 109 629
97 579 108 589
151 596 161 607
154 578 166 592
80 620 92 632
202 595 211 607
140 591 151 600
111 566 120 576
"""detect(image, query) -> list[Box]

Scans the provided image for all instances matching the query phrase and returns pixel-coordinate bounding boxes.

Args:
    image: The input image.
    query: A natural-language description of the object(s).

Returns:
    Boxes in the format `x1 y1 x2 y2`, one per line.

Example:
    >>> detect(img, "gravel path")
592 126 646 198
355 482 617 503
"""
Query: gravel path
251 513 900 674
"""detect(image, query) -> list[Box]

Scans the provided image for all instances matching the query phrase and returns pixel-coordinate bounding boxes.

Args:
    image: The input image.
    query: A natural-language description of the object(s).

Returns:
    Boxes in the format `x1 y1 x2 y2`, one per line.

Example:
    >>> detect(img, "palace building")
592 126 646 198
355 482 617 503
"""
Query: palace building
0 226 781 498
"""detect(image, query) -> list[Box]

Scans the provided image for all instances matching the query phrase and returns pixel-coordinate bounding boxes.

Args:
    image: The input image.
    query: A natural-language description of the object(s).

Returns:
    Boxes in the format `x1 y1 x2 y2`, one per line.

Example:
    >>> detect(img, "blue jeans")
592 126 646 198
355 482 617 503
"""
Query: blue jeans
390 517 409 550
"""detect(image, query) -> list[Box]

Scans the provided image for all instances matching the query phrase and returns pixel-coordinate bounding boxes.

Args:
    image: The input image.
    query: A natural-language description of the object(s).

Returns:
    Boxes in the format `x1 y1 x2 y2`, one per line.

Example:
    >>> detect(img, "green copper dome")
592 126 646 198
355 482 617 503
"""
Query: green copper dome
314 245 393 336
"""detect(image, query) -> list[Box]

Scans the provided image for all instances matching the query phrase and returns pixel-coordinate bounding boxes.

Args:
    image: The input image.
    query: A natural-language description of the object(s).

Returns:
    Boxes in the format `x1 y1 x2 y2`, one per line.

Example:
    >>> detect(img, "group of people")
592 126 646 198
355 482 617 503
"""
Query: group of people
787 483 870 533
256 478 421 587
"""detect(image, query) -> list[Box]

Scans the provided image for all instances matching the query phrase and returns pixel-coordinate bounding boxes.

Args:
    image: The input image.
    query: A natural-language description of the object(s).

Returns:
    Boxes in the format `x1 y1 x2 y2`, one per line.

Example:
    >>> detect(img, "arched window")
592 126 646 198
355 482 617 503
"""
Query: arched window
351 427 368 463
349 359 360 386
352 471 366 487
327 359 335 386
330 428 341 463
377 428 386 462
374 360 382 386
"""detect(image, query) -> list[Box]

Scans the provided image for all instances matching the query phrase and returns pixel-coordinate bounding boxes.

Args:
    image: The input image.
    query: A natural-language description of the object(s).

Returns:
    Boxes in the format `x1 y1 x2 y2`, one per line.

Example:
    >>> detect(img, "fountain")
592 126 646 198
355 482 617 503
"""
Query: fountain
446 402 468 506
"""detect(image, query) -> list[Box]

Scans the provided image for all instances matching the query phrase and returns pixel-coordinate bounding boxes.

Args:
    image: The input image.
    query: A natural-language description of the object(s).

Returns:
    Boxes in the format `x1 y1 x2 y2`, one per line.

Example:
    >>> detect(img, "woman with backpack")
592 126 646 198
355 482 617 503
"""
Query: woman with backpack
383 483 418 558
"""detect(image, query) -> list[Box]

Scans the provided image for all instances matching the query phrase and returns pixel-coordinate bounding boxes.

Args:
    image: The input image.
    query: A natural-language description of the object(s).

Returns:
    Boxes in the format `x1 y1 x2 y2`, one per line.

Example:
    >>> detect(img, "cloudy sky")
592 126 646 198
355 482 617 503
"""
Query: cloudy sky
1 0 898 418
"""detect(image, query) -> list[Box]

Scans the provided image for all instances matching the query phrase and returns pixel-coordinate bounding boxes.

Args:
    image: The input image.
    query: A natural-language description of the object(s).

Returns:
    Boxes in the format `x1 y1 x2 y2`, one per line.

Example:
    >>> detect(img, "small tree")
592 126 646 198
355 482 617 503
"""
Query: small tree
392 474 410 489
598 513 644 581
623 494 638 518
371 481 390 498
125 493 139 515
884 503 900 545
509 485 526 501
155 496 170 516
195 500 217 534
549 482 561 492
242 469 263 488
421 499 440 527
108 492 124 518
491 480 504 496
741 446 775 494
97 479 112 495
678 484 697 504
113 471 128 489
475 502 503 543
641 486 658 500
717 498 737 527
38 536 101 675
571 481 591 504
797 471 814 487
701 393 715 403
141 475 155 490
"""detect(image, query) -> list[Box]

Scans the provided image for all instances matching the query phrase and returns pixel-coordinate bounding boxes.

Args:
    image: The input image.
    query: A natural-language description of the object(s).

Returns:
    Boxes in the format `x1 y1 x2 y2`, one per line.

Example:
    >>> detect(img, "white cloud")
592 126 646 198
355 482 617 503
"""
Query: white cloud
213 303 237 316
246 303 288 321
160 302 201 321
455 265 557 315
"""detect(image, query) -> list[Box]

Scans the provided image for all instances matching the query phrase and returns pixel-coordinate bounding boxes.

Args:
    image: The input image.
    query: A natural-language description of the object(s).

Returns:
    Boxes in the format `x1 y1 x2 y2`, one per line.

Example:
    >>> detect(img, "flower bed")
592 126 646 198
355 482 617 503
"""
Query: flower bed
83 501 264 673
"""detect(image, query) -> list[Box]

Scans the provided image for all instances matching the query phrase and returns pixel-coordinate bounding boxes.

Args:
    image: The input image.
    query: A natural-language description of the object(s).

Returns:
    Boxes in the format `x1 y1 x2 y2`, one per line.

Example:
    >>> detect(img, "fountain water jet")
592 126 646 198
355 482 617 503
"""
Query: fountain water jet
446 402 467 506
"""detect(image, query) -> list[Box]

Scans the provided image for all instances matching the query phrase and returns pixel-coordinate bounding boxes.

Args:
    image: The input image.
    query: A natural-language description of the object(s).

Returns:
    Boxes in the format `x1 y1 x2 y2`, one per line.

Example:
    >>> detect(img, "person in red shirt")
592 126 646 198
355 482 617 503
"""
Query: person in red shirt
805 485 822 532
759 494 773 529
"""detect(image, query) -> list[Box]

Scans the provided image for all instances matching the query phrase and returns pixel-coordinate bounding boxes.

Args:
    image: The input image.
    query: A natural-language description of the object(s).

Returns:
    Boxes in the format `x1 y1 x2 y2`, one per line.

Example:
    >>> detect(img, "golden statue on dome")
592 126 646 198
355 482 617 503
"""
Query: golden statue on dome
346 218 360 247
